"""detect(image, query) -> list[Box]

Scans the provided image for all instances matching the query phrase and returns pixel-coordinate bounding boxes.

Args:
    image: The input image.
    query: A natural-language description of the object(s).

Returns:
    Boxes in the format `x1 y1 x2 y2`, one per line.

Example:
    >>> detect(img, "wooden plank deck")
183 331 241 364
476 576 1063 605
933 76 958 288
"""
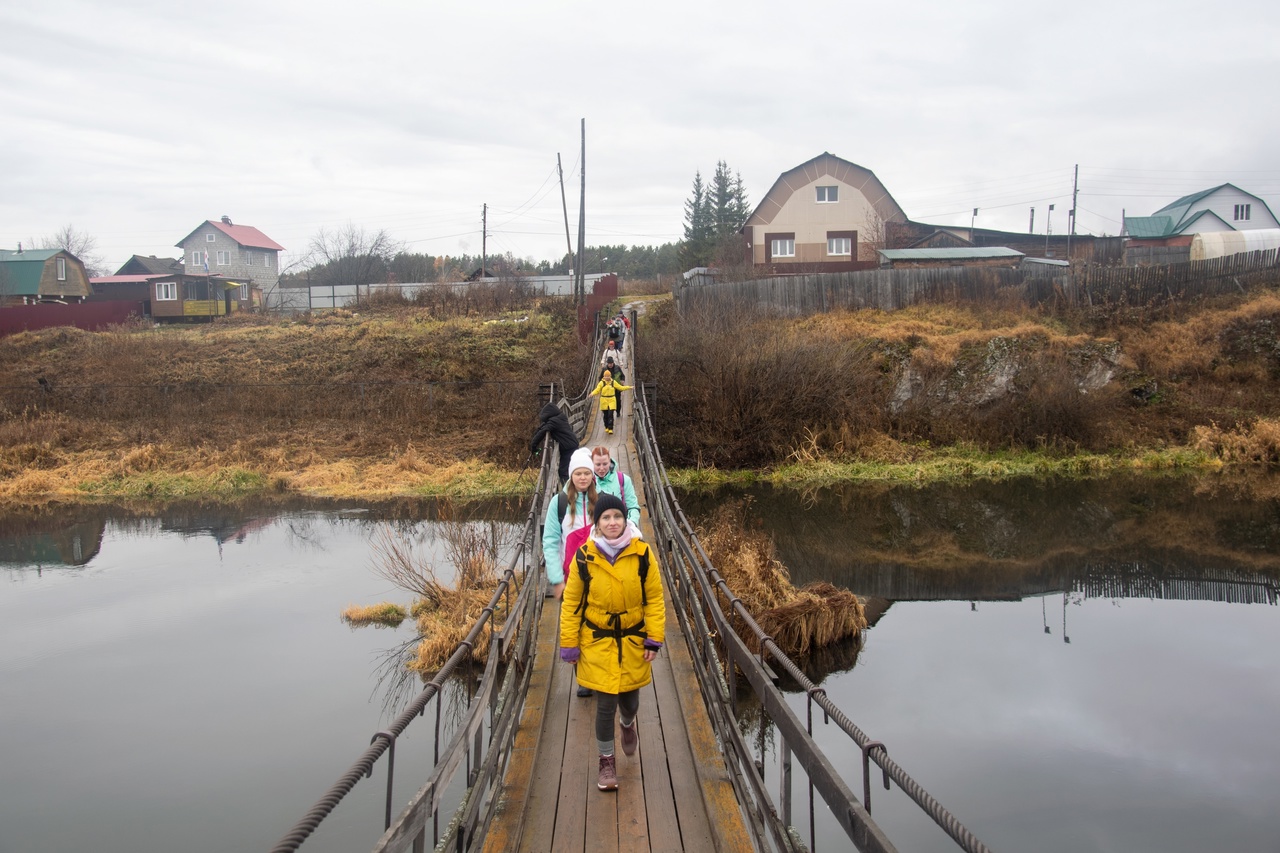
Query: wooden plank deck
484 373 754 853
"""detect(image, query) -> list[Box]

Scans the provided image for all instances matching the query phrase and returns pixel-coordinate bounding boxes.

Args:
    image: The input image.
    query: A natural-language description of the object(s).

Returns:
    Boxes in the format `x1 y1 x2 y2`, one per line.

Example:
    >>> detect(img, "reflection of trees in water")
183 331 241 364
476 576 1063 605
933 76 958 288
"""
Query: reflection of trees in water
678 474 1280 603
371 636 482 737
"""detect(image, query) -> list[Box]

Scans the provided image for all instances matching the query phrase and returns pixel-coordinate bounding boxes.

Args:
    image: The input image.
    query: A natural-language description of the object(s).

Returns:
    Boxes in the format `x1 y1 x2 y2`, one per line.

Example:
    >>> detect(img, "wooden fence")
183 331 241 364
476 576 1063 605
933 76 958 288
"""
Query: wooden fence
676 249 1280 316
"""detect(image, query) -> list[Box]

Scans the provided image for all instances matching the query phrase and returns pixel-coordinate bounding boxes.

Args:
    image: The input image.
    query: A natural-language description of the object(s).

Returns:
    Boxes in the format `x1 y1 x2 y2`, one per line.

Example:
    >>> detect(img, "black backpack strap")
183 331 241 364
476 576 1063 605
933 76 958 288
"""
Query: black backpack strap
638 546 649 606
557 491 567 520
573 548 591 615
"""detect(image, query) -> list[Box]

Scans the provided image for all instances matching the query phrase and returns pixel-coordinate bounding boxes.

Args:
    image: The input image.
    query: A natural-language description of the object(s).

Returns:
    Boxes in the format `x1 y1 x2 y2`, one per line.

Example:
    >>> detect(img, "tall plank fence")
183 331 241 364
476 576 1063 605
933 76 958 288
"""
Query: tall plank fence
676 249 1280 316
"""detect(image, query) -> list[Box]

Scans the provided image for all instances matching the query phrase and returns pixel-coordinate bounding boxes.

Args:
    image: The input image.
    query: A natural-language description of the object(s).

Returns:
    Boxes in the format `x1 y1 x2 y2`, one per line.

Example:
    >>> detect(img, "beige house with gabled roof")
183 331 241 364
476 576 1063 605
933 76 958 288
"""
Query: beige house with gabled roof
743 152 908 270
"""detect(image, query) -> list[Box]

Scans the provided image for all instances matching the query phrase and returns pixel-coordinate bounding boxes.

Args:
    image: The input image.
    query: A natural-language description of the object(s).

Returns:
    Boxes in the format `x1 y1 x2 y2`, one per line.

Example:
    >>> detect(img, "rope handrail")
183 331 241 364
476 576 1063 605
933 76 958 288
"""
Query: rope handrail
631 355 992 852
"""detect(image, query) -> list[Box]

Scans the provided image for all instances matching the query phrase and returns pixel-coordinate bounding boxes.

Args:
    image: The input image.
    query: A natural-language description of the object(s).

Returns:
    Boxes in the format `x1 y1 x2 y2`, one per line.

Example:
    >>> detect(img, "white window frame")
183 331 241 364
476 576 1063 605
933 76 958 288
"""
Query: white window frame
771 238 795 258
816 185 839 203
56 257 67 280
827 236 851 256
216 251 230 266
239 284 250 300
156 281 177 300
206 233 216 242
1234 203 1251 221
263 253 273 267
189 252 201 267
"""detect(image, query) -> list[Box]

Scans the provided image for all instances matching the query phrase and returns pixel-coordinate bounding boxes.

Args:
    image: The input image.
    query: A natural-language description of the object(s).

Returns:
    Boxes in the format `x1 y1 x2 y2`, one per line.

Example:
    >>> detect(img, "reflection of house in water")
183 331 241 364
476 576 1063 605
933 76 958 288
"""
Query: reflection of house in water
0 519 105 569
838 558 1280 608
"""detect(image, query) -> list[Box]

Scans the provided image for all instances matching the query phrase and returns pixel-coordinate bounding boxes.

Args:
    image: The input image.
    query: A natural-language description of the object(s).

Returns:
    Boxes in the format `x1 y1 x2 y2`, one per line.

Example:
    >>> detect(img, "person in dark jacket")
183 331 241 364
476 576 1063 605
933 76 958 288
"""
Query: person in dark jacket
598 356 625 384
531 403 580 484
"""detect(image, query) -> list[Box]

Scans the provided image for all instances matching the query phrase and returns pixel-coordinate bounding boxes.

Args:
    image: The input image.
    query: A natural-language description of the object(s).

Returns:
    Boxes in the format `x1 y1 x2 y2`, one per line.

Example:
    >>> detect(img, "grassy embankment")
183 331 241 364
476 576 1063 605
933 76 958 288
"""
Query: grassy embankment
4 277 1280 507
640 284 1280 490
0 288 592 505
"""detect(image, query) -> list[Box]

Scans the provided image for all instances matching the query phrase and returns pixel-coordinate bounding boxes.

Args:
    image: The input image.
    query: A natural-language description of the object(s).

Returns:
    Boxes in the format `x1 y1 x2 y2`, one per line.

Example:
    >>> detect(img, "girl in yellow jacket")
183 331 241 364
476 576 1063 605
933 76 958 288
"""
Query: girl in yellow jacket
588 370 632 434
560 493 665 792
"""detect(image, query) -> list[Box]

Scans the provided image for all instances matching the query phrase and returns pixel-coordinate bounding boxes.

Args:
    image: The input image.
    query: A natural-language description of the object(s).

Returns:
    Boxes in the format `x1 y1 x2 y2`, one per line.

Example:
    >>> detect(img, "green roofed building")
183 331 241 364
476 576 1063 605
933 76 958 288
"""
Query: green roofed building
1122 184 1279 239
0 248 92 305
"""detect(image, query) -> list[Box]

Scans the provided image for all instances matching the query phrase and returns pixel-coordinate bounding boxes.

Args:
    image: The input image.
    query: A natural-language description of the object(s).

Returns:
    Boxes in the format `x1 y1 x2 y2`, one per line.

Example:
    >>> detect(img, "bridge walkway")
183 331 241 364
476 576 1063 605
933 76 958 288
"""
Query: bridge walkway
482 375 754 852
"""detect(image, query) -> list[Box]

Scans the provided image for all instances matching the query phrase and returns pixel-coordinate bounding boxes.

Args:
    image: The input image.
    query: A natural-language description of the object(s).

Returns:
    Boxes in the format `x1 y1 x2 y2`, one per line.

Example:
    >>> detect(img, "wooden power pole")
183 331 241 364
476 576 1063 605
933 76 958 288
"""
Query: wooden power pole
481 203 487 278
557 154 574 280
575 119 586 305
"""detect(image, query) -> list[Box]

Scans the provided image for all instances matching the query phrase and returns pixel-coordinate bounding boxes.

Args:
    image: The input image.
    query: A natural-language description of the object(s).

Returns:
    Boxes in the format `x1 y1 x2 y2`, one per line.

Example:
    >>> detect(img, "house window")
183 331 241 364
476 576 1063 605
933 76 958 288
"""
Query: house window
770 237 795 258
1234 203 1252 221
827 236 851 256
56 257 67 280
816 186 839 203
216 251 230 265
156 281 177 301
239 284 250 300
264 253 273 267
189 252 200 267
206 233 216 242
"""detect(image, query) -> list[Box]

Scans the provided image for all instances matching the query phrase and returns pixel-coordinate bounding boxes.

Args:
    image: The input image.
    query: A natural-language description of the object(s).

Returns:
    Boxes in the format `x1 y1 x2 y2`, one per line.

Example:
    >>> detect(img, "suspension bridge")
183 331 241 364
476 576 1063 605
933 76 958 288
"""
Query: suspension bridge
270 311 990 853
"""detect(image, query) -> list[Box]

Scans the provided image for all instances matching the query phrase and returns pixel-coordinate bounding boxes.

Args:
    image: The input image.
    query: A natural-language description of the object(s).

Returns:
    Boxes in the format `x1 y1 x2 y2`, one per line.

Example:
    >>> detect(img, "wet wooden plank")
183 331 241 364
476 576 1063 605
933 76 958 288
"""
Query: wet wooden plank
511 604 572 853
552 666 597 852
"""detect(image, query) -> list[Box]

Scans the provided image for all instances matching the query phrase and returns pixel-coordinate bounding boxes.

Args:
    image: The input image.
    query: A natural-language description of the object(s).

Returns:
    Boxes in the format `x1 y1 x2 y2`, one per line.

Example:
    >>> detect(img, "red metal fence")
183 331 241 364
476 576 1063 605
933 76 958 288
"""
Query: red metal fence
0 302 146 337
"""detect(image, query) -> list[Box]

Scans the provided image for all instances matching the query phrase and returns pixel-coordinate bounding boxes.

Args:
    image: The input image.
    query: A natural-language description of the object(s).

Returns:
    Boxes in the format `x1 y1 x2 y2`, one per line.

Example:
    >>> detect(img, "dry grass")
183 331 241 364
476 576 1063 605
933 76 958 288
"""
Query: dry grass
341 602 408 628
1191 418 1280 466
642 286 1280 468
0 298 591 504
366 502 521 677
695 498 866 657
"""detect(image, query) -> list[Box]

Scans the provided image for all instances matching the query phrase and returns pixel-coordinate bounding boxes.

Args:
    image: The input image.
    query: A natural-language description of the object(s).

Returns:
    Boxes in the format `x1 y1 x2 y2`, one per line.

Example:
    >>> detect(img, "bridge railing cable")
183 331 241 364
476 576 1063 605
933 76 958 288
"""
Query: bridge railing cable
271 332 610 852
631 344 992 852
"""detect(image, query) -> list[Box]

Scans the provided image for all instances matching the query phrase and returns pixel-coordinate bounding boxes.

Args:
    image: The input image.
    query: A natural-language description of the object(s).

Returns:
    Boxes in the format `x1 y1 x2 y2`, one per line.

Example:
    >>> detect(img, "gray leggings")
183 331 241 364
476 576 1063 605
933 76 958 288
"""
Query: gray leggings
595 689 640 752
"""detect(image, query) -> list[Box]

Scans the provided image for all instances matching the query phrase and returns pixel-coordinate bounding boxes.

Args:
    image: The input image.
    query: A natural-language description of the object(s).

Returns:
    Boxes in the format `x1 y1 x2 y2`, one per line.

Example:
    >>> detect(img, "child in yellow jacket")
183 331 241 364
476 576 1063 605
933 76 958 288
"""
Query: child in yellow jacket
588 370 632 434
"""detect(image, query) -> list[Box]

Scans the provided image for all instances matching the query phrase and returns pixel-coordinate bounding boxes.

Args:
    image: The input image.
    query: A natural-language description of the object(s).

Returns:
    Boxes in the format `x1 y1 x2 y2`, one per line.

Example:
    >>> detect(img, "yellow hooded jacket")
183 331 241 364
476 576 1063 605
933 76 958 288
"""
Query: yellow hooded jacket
589 377 632 412
560 536 665 694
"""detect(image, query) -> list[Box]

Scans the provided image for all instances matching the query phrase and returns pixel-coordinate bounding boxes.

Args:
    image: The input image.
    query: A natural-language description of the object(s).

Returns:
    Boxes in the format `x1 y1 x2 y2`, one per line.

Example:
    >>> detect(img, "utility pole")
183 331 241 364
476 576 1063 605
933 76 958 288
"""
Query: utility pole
557 153 574 278
1029 207 1036 234
481 203 487 278
575 119 586 306
1045 204 1055 256
1067 164 1079 261
970 207 978 240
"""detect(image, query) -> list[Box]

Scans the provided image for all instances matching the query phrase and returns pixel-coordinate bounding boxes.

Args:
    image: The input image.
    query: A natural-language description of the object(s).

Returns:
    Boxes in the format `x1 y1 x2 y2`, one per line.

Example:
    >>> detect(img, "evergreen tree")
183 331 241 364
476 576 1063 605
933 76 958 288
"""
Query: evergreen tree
680 162 751 270
680 171 713 269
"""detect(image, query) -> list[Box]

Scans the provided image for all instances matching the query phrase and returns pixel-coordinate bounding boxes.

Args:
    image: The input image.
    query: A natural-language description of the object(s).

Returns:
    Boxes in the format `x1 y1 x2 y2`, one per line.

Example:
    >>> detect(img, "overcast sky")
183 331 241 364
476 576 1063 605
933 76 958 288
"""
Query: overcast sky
3 0 1278 274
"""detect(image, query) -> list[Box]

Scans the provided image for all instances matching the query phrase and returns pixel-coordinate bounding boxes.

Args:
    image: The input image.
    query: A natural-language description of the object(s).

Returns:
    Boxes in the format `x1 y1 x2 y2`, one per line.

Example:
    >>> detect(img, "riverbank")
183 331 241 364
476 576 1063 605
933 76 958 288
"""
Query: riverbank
4 283 1280 509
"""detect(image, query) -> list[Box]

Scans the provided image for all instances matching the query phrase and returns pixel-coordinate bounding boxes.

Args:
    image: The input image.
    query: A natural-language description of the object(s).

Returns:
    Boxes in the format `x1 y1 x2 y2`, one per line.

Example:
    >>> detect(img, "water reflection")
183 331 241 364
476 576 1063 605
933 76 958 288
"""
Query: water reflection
677 473 1280 853
0 497 522 853
679 472 1280 609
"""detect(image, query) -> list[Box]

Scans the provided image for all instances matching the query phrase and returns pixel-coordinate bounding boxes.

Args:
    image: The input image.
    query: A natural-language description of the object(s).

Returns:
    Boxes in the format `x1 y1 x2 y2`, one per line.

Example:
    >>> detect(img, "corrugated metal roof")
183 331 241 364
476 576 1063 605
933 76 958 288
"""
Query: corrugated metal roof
878 247 1024 261
0 249 62 295
1122 216 1175 238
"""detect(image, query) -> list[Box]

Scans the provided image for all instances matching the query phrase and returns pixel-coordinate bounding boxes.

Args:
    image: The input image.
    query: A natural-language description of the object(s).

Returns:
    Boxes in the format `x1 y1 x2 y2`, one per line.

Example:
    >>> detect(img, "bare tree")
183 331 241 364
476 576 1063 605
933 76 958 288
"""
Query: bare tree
304 224 403 287
858 206 887 263
31 224 107 277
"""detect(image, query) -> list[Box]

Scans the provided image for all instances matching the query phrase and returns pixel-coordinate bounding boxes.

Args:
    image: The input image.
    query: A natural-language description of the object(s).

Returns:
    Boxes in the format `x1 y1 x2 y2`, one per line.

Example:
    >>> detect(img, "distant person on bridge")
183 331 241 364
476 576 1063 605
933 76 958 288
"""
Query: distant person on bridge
588 371 631 435
599 356 624 384
559 493 665 793
591 446 640 525
600 339 626 370
530 403 579 485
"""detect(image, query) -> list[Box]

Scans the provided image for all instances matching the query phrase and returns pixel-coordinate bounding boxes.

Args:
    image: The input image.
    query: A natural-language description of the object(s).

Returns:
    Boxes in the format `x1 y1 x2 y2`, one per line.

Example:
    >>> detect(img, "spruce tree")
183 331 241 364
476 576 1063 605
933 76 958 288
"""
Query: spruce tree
680 171 713 269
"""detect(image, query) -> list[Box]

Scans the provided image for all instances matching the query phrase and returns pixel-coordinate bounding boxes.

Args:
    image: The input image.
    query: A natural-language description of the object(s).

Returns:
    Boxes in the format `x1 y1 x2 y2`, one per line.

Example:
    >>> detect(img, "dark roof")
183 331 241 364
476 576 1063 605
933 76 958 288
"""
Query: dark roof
116 254 184 275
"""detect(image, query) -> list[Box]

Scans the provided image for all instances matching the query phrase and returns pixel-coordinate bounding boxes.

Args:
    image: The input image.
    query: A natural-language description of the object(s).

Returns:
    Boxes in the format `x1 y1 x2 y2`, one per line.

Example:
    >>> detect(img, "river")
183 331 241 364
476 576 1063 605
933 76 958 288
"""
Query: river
3 474 1278 853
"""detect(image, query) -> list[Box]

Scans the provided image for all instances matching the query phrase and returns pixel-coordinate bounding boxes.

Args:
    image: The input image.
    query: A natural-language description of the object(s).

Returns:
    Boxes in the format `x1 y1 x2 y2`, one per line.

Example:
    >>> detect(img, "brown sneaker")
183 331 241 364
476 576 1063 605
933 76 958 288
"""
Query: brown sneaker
597 753 618 791
620 721 638 757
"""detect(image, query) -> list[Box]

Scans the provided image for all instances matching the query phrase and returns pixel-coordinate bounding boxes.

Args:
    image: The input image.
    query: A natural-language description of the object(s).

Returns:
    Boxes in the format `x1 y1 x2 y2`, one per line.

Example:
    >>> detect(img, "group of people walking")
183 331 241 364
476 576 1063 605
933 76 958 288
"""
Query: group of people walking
529 311 665 793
